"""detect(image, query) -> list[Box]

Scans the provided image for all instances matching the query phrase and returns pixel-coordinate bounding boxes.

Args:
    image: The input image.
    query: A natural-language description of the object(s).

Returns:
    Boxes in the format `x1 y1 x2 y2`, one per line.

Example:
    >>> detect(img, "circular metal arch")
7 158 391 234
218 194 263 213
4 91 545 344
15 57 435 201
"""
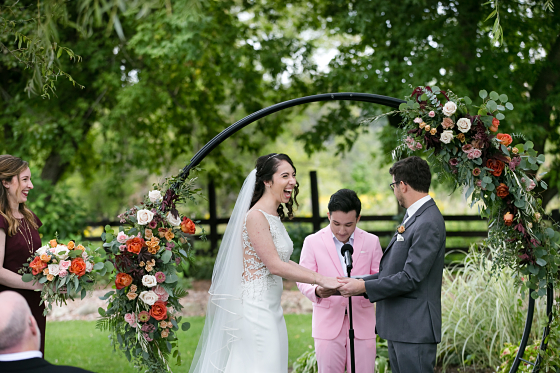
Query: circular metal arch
175 92 552 373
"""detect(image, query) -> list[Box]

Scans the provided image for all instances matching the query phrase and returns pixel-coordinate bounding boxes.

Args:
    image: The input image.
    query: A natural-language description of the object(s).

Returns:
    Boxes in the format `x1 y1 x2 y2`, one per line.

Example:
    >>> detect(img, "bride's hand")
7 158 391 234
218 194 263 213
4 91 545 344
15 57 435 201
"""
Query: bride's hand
318 276 341 290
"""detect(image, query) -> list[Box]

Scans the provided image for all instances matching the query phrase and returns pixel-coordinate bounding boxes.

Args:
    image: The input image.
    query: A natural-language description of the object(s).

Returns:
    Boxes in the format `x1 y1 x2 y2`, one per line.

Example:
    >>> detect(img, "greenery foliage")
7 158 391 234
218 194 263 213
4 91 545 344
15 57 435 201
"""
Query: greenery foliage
498 340 560 373
438 252 548 369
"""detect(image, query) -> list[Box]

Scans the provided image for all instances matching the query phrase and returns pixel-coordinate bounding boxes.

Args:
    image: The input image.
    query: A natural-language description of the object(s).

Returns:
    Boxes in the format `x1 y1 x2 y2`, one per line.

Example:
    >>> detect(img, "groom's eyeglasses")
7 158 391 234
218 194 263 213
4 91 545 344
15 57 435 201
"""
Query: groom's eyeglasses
389 181 406 191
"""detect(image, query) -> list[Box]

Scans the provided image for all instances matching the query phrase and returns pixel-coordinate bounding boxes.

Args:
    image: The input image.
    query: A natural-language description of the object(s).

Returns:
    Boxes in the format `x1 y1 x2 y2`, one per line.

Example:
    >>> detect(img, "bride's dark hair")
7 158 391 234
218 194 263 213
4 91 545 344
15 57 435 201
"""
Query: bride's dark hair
250 153 299 220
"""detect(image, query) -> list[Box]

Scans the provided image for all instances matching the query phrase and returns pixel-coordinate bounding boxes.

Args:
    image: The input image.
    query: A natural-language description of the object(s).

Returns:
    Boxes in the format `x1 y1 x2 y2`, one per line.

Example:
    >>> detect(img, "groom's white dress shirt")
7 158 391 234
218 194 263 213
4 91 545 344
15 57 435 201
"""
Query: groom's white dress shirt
0 351 43 361
332 232 354 277
404 195 432 224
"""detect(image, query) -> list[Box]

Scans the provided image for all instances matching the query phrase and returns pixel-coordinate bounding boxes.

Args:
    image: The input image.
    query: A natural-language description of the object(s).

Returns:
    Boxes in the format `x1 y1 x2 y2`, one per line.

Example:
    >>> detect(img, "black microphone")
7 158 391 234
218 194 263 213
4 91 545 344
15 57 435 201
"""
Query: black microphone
341 243 354 270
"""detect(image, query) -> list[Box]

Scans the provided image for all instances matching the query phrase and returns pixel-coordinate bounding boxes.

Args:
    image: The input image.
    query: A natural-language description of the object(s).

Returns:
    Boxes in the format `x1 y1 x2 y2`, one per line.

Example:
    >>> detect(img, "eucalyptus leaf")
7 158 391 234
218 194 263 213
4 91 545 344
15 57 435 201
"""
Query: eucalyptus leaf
489 91 499 100
161 250 173 264
541 181 548 190
182 322 191 331
499 94 508 102
479 90 488 99
486 100 497 112
22 273 33 282
104 261 115 272
93 262 105 270
505 102 514 110
546 228 555 238
463 96 472 105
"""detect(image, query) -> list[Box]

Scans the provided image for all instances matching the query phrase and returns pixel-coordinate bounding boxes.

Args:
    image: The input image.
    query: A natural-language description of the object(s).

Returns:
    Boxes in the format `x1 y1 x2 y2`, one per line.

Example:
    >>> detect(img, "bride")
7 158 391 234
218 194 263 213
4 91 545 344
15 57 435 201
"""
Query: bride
189 153 340 373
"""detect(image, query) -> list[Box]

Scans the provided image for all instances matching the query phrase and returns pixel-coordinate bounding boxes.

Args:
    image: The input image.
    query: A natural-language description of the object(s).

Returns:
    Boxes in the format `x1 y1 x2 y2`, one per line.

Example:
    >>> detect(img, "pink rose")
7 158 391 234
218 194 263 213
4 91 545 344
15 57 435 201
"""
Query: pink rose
413 117 423 123
119 245 127 252
527 180 536 191
59 269 68 278
124 313 137 328
462 144 473 153
117 231 130 244
428 111 435 117
468 149 482 159
153 285 169 302
59 260 71 270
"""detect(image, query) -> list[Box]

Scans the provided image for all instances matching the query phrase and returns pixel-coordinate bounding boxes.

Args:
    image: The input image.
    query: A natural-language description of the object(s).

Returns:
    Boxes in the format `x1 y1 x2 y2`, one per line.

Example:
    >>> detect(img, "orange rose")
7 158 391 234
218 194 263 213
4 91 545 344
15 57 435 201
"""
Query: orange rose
164 229 174 242
496 133 513 147
504 212 514 226
146 237 160 254
490 118 500 132
181 217 196 235
67 241 75 250
75 244 86 251
47 274 54 281
69 258 87 278
144 229 153 239
30 256 47 275
43 268 49 275
149 301 168 321
49 239 58 248
496 183 510 198
126 237 145 255
115 273 133 289
486 159 505 177
456 133 466 143
40 253 52 263
161 329 169 338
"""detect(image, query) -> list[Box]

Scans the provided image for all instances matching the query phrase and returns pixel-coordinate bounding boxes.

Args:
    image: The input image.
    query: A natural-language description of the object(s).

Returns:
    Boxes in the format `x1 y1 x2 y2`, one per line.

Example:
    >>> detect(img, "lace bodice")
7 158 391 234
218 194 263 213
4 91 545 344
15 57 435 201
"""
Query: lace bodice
241 209 293 299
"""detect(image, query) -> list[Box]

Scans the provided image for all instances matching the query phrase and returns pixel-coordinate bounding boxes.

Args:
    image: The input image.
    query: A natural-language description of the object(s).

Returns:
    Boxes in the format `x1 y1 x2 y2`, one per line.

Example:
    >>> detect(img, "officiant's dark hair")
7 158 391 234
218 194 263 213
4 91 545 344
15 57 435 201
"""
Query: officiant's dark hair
390 156 431 193
251 153 299 220
328 189 361 217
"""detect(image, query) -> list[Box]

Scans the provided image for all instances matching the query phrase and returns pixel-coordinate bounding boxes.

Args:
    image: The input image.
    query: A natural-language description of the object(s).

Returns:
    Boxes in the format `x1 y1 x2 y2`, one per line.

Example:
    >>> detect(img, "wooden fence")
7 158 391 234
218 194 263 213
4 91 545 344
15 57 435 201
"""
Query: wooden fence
85 171 560 256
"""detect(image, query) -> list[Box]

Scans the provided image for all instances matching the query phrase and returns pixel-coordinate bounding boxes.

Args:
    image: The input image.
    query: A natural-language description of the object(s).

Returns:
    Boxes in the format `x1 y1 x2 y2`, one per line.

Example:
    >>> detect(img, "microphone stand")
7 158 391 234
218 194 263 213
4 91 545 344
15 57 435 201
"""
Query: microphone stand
346 260 356 373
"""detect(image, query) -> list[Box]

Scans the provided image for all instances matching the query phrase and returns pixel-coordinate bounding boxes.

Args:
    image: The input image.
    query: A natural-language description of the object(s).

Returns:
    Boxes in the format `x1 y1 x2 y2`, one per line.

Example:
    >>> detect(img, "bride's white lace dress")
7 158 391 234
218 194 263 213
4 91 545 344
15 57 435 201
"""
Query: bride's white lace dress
224 209 293 373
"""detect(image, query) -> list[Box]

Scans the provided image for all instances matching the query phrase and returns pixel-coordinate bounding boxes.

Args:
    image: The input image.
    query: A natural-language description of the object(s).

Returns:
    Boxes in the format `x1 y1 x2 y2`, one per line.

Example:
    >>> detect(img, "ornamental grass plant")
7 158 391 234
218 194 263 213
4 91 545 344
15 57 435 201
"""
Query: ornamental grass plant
438 251 548 370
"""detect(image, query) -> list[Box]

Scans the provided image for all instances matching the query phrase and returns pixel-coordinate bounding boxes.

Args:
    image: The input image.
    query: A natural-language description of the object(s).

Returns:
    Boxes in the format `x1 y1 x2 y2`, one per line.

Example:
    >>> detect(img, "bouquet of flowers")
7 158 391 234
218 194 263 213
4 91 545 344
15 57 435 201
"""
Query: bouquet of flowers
390 86 560 298
97 175 203 372
20 238 111 315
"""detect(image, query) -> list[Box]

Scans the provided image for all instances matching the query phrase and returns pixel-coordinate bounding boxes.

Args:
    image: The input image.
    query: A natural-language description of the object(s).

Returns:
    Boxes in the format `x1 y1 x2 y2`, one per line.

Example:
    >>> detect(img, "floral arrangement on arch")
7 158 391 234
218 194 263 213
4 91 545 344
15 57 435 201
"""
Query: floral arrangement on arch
97 174 204 371
392 85 560 298
20 238 111 315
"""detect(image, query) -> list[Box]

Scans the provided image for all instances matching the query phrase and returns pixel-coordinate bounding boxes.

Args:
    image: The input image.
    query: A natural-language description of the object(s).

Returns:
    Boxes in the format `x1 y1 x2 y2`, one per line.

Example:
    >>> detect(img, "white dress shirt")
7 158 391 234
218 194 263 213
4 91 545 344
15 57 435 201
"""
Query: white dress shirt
0 350 43 361
332 232 355 277
404 195 432 224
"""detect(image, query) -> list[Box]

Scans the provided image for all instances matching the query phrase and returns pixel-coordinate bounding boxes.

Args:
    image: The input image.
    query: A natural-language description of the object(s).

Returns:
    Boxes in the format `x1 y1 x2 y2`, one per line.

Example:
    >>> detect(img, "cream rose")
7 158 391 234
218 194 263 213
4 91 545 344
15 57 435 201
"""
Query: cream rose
35 245 49 256
48 264 60 276
456 118 472 133
166 212 181 227
142 275 158 288
148 190 163 203
137 209 155 226
440 130 454 144
442 101 457 116
139 290 158 306
54 245 69 260
86 261 94 273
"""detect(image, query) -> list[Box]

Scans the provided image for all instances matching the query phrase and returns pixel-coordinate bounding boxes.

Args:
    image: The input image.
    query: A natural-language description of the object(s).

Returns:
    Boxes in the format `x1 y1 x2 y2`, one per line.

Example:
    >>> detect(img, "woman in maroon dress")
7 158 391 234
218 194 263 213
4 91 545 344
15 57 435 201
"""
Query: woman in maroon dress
0 154 45 354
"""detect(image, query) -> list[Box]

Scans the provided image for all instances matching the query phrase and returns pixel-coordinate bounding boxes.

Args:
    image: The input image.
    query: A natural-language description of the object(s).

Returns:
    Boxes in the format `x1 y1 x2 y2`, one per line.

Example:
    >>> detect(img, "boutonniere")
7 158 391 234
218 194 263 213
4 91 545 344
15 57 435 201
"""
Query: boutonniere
397 225 406 234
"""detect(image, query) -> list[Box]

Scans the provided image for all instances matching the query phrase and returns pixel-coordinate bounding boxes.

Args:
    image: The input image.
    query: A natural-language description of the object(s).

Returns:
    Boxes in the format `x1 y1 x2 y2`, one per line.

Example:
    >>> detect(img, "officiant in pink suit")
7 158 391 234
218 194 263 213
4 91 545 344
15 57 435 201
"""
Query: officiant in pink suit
297 189 383 373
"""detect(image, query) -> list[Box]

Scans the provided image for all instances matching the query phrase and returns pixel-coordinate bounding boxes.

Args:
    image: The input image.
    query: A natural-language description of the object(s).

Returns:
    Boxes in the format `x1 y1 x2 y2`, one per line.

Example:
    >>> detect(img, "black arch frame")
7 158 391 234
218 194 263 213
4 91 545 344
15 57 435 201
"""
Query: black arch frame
174 92 553 373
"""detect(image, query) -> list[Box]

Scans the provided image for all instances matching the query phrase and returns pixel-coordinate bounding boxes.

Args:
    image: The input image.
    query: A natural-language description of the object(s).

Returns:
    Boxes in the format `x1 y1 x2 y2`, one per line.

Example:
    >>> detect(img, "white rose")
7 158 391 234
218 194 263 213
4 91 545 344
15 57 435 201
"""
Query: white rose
35 245 50 256
440 130 454 144
456 118 472 133
166 212 181 227
137 209 154 225
48 264 60 276
54 245 69 260
148 190 163 203
442 101 457 116
142 275 158 288
139 290 158 306
86 261 93 273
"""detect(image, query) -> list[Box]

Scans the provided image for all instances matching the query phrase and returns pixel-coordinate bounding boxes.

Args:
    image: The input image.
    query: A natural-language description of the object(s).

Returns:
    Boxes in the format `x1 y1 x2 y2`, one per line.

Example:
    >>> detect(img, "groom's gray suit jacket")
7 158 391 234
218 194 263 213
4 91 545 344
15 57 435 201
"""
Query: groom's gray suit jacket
363 199 446 344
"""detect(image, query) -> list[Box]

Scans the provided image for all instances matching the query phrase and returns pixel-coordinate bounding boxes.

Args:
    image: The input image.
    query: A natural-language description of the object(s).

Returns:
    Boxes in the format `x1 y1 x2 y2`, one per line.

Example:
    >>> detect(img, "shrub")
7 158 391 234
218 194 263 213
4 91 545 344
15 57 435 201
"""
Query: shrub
438 252 548 370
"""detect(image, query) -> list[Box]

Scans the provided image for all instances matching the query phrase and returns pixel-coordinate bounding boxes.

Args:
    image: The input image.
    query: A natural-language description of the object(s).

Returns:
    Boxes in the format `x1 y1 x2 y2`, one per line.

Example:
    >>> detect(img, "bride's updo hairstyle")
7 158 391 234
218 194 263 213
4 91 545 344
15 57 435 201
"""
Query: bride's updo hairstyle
250 153 299 220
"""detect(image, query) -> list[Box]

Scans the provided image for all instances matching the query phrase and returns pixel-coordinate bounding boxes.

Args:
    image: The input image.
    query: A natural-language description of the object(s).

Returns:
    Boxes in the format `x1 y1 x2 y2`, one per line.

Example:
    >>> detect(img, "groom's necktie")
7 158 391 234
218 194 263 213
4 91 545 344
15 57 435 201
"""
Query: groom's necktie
401 211 409 225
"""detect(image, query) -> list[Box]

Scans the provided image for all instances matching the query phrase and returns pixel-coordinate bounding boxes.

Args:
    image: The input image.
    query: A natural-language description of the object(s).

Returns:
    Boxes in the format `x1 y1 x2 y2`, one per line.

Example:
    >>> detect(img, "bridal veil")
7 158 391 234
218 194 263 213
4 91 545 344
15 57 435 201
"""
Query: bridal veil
188 169 256 373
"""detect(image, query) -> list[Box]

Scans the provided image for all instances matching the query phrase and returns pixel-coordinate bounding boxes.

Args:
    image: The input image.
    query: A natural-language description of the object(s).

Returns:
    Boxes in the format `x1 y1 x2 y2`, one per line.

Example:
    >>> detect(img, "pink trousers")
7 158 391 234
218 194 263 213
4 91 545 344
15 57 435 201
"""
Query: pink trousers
315 315 376 373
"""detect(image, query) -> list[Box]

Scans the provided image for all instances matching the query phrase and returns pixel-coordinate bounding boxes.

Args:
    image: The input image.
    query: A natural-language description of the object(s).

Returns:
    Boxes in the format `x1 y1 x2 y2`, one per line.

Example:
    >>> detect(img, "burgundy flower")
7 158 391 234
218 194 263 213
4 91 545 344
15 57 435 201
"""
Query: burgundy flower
449 158 459 166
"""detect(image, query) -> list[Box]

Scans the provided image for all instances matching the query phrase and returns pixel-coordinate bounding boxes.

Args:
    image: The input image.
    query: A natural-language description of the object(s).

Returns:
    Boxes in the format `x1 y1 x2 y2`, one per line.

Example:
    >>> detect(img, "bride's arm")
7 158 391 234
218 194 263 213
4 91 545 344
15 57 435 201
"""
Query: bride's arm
246 211 340 290
0 229 42 290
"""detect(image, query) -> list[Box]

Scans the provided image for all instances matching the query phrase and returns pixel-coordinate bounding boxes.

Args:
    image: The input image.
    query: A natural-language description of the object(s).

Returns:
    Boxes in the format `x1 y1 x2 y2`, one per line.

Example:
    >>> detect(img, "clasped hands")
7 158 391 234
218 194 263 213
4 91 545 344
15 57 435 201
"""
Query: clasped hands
315 276 366 298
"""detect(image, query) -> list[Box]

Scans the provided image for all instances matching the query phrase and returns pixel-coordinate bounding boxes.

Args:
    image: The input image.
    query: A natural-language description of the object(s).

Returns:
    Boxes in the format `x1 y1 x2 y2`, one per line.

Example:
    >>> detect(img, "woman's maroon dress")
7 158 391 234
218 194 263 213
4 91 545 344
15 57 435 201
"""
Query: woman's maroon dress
0 213 46 354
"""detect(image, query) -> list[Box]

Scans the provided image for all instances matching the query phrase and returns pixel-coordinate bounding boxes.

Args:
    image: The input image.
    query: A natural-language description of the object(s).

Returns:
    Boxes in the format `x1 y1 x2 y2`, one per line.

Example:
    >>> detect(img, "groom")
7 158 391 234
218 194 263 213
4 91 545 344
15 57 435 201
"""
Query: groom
297 189 383 373
338 156 446 373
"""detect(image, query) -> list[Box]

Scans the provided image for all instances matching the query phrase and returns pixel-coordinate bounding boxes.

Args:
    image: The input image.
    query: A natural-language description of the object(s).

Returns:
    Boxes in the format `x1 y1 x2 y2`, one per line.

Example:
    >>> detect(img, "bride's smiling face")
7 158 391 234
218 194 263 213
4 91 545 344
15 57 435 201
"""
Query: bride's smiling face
265 160 297 204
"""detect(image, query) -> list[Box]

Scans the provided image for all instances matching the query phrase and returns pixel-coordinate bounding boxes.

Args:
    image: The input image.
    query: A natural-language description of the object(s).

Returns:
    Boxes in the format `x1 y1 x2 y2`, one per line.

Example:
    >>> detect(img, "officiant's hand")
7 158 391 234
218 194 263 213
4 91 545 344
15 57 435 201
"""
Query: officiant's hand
315 285 338 298
337 277 366 297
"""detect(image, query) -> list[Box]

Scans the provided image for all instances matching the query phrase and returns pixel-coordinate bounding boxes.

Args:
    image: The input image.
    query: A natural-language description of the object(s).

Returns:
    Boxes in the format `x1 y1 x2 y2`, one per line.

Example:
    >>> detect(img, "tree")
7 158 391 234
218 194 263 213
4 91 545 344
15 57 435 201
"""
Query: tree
259 0 560 208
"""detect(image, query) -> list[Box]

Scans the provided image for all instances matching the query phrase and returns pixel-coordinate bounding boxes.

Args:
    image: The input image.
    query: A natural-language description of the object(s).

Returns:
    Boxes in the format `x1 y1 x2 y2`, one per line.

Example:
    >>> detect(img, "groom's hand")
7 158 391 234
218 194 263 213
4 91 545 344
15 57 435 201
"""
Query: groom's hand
337 277 366 297
315 286 338 299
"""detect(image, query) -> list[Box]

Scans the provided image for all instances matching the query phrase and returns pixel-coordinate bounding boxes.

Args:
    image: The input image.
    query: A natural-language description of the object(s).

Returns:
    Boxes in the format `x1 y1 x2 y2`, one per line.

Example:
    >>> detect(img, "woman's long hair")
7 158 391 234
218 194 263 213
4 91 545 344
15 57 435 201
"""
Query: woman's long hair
250 153 299 220
0 155 38 236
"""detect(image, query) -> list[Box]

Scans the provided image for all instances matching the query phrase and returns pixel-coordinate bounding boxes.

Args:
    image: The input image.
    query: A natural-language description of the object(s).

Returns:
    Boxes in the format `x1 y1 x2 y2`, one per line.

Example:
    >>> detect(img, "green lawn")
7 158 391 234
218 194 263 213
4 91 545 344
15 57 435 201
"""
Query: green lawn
45 314 314 372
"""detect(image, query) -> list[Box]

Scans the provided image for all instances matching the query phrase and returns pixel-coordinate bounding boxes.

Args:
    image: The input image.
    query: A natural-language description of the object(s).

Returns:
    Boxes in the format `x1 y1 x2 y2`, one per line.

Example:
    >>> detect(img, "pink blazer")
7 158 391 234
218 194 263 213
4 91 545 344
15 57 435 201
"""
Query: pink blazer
297 226 383 340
